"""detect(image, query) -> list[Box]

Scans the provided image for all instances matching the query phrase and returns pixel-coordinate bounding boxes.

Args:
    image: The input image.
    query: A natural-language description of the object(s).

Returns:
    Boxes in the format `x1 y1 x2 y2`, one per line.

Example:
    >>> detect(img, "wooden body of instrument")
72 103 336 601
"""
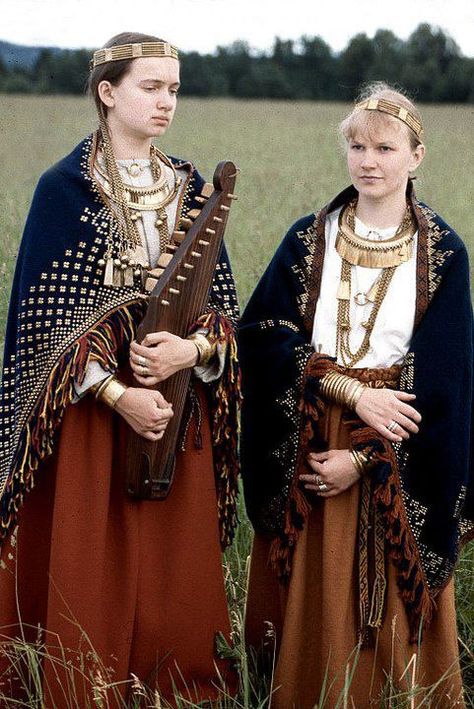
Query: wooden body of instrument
125 161 238 499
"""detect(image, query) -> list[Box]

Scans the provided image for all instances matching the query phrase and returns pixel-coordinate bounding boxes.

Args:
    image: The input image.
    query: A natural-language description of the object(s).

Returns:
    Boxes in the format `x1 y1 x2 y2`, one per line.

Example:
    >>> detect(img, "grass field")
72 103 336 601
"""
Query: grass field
0 96 473 707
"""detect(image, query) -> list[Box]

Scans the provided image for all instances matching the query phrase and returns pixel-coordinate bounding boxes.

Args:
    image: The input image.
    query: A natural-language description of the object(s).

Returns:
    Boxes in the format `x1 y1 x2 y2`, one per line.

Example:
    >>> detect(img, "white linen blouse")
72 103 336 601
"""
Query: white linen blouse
311 206 418 369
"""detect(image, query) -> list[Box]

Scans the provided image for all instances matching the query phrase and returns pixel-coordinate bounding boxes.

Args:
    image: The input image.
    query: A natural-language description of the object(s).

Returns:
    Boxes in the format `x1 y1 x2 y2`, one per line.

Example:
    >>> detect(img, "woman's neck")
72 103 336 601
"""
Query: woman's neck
355 192 408 229
105 118 152 159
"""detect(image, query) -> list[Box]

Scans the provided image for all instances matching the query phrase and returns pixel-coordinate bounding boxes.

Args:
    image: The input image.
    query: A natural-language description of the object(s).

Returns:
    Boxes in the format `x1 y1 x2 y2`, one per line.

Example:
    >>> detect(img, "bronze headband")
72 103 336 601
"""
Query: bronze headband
356 98 423 139
91 41 179 70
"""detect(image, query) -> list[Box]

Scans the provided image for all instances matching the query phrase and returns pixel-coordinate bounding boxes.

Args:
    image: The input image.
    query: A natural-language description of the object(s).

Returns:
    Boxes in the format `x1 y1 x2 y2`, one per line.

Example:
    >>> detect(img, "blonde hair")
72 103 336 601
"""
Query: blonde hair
340 82 424 150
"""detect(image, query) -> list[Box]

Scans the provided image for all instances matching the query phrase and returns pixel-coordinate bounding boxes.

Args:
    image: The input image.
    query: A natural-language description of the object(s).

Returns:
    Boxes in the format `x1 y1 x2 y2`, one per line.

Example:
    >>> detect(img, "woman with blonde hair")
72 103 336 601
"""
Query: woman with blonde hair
241 82 472 707
0 31 240 706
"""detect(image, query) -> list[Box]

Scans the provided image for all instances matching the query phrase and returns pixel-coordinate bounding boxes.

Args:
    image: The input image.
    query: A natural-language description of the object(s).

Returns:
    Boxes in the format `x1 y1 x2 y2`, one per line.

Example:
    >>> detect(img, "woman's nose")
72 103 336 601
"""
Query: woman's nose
360 150 377 168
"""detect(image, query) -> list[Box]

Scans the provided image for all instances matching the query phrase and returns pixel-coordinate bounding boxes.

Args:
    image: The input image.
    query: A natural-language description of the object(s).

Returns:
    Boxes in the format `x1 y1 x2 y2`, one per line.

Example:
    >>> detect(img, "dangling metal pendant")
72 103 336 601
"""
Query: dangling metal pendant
127 162 142 178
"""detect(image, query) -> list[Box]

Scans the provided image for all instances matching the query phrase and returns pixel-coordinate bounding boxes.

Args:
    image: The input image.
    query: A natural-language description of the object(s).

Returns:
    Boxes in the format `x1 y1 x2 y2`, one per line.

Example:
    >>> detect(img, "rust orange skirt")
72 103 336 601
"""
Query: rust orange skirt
0 383 235 706
246 369 465 709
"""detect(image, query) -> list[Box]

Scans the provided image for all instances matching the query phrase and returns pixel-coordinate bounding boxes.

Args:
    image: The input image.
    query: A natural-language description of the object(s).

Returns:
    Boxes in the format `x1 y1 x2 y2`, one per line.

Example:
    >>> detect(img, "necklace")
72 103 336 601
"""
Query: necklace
335 200 415 367
336 201 415 268
94 120 182 288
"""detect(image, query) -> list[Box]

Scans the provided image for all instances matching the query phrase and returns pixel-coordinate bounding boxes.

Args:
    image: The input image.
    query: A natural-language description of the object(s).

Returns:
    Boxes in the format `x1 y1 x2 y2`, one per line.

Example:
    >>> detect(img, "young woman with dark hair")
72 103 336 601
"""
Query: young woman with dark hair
0 31 240 706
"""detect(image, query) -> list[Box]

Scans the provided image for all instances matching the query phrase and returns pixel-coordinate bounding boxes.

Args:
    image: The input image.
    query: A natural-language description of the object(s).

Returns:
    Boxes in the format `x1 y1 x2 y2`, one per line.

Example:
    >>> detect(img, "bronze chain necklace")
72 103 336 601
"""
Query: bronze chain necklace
335 201 415 367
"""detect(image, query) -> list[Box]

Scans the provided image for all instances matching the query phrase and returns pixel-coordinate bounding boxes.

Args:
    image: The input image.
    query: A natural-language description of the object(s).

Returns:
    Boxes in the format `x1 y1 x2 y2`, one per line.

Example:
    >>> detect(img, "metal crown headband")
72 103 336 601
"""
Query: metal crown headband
356 98 423 139
91 42 179 69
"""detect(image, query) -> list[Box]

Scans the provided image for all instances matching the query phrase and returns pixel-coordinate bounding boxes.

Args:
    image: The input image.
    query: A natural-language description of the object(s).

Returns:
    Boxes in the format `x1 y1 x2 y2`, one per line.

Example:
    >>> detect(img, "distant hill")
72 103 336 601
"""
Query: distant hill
0 40 76 70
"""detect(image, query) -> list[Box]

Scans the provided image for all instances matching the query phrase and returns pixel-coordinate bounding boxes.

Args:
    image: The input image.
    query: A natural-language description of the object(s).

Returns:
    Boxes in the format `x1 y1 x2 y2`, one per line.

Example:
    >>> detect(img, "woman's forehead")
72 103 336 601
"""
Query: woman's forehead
350 112 407 145
126 56 180 83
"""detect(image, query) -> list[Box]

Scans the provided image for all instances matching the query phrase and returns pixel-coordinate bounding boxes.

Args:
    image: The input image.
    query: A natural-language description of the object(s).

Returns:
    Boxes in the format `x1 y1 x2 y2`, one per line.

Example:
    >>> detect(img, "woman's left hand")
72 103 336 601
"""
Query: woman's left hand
300 449 361 498
130 331 198 386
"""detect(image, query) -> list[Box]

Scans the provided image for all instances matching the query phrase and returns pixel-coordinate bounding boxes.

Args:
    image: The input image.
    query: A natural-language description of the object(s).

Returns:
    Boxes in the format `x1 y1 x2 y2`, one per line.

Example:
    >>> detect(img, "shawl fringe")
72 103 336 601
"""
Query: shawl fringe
269 353 333 578
0 300 145 542
190 310 242 549
351 426 437 642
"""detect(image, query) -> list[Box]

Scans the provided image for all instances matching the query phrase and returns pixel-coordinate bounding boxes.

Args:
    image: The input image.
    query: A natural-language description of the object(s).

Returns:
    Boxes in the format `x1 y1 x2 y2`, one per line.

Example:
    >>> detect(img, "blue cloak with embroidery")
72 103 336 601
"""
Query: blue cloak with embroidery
240 184 474 638
0 133 241 548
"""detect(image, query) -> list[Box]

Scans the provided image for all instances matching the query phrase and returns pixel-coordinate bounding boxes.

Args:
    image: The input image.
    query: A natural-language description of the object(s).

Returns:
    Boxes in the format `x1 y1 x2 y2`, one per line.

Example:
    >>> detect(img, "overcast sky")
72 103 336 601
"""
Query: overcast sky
1 0 473 56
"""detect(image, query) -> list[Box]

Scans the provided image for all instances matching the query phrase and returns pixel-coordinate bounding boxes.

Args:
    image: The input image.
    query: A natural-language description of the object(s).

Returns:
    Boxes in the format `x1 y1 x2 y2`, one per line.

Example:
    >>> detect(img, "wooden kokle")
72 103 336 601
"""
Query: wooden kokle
125 160 238 499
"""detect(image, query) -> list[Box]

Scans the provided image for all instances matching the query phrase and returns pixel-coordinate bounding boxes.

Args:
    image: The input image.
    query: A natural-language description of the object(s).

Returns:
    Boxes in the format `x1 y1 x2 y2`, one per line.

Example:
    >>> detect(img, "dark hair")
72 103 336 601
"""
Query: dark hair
87 32 170 114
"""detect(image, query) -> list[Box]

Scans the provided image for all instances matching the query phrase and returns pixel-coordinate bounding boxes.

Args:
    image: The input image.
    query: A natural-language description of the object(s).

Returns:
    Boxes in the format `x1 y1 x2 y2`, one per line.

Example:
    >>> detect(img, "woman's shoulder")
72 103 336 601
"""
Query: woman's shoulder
418 202 467 256
35 136 93 194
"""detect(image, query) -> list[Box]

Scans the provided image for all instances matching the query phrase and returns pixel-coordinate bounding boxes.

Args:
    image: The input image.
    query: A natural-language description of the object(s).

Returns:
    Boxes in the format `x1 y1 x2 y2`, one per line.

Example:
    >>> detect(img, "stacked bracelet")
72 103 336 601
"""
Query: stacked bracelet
187 332 216 366
94 375 128 409
320 370 367 410
350 448 369 477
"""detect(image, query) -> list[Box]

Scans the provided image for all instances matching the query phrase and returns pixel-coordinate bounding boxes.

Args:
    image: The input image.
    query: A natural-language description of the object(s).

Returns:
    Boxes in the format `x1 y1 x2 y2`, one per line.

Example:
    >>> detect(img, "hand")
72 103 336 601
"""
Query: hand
129 331 199 386
355 388 421 443
300 449 361 498
115 387 174 441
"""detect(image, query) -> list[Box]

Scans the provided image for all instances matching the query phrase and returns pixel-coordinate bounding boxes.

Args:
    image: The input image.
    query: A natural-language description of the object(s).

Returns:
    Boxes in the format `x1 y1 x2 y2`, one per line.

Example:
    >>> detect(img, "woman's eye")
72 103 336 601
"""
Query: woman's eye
380 146 392 152
351 144 363 150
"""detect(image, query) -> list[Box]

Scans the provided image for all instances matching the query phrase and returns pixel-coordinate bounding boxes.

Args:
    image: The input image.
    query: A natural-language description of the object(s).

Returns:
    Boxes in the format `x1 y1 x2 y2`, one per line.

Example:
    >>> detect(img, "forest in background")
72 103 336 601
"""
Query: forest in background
0 23 473 101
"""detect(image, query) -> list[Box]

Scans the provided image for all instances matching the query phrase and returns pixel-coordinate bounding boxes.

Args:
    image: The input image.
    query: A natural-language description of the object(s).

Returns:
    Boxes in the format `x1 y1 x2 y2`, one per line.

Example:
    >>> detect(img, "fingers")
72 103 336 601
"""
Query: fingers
130 340 155 358
151 391 173 409
394 391 416 402
308 451 330 463
133 374 160 386
142 430 165 441
398 402 422 423
142 332 170 347
394 413 419 434
376 424 403 443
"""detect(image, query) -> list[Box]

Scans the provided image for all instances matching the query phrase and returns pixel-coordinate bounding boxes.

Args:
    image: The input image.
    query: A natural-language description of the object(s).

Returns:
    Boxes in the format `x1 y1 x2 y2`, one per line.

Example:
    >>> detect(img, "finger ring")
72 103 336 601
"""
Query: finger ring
314 474 323 486
137 355 148 366
387 420 398 432
141 364 149 375
319 483 329 492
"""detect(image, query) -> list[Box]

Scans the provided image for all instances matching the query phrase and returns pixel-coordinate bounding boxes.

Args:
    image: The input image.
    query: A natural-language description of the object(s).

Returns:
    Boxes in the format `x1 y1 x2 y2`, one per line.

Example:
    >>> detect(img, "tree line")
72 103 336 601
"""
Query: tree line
1 24 473 102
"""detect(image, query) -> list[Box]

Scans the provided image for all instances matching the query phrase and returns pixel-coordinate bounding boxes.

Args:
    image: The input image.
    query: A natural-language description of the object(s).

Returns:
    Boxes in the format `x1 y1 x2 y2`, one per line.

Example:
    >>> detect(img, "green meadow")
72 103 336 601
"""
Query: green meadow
0 96 473 707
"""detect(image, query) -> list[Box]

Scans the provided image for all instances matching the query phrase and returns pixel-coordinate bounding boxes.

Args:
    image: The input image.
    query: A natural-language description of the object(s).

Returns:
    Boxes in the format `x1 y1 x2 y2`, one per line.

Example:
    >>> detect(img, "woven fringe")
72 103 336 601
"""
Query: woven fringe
351 426 436 643
0 300 145 543
190 310 242 550
269 353 334 579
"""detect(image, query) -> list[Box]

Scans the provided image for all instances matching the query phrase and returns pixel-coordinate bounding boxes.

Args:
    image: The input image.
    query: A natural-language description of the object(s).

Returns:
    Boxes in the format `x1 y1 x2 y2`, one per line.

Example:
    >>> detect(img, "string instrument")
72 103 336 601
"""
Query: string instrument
125 160 238 499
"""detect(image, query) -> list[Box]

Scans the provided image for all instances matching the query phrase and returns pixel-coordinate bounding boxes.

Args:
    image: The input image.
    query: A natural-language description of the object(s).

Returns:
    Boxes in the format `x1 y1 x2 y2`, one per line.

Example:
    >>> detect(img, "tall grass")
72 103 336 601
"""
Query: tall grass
0 97 473 707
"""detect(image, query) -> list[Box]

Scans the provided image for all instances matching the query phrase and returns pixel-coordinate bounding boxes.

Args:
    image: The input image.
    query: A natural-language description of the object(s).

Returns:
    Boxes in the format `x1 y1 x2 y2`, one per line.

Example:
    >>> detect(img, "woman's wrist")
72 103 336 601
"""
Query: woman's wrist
187 332 216 367
349 448 369 477
320 370 367 409
93 375 128 409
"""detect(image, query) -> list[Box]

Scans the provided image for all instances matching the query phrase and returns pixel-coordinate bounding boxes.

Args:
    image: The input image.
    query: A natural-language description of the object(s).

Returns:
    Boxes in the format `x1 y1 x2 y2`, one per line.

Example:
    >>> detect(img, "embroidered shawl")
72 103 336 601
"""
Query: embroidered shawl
0 134 241 549
240 184 474 638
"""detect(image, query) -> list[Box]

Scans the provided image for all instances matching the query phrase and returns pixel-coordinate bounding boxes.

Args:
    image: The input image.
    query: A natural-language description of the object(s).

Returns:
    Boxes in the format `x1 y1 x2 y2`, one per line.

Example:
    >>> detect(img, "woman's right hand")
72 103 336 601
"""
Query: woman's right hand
114 387 173 441
355 388 421 443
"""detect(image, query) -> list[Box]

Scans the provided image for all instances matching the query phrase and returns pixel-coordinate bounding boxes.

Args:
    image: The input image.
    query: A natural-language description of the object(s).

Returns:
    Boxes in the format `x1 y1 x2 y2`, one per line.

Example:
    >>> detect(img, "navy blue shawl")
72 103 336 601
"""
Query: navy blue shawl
240 184 474 637
0 134 241 548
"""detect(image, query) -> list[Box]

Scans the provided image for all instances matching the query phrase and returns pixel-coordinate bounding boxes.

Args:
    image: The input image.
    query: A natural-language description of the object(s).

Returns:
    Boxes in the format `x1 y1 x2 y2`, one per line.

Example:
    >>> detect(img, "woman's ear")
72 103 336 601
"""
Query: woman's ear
98 80 115 109
409 143 425 172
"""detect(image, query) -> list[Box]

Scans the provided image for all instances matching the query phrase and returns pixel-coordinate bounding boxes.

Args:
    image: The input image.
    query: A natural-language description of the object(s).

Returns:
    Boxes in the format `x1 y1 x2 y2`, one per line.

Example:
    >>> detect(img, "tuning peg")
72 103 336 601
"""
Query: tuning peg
157 253 173 267
184 263 194 270
201 182 214 198
205 228 216 235
179 218 193 230
195 196 207 204
161 300 170 306
220 205 230 212
199 240 210 246
167 244 178 252
169 287 180 295
188 209 201 220
191 251 202 258
177 275 187 282
227 193 238 200
213 216 223 223
173 230 186 242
